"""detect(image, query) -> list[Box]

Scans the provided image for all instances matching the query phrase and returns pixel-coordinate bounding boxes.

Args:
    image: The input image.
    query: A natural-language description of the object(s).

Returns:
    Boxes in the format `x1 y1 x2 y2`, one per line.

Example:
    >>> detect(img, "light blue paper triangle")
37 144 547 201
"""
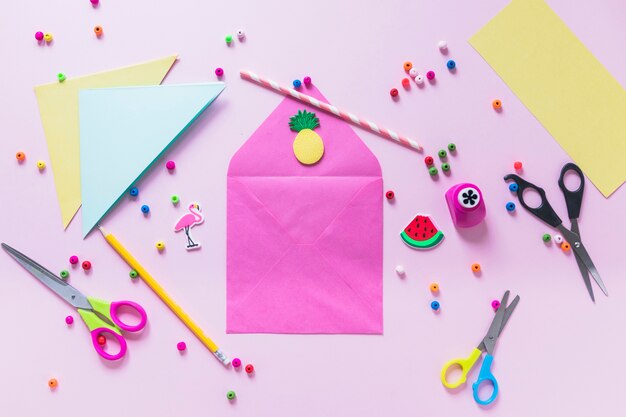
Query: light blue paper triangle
79 83 225 237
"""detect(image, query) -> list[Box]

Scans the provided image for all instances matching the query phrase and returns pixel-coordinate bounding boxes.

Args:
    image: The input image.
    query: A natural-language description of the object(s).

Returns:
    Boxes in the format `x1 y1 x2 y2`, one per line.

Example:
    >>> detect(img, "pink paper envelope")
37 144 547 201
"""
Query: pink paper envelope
227 86 383 334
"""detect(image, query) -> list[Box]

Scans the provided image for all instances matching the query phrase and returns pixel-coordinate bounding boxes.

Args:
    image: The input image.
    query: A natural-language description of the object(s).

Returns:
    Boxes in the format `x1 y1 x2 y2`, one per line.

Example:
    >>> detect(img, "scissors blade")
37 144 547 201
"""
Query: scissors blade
481 291 510 355
556 226 608 297
2 243 92 310
570 220 594 302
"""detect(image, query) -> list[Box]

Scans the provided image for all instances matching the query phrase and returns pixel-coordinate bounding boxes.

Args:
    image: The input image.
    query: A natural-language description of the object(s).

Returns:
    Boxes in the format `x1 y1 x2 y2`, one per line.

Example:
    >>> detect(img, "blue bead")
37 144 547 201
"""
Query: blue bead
506 202 516 212
446 60 456 70
508 183 518 192
293 79 302 88
141 205 150 214
129 187 139 197
431 301 440 311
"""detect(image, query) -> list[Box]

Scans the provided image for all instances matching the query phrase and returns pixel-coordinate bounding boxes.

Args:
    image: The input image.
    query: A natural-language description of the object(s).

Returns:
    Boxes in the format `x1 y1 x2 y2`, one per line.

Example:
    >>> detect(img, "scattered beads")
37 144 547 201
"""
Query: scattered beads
429 283 439 293
424 156 434 166
446 60 456 70
385 190 395 200
401 78 410 88
554 235 564 244
447 143 456 152
225 35 233 44
129 270 138 279
514 161 523 171
245 364 255 374
35 31 44 41
303 76 312 86
431 300 440 311
97 335 106 345
37 160 46 170
69 255 79 265
561 242 571 252
65 315 74 325
508 183 519 192
426 70 435 80
491 300 501 310
492 99 502 110
293 79 302 89
232 358 242 368
141 205 150 214
215 67 224 77
94 26 103 37
409 68 418 78
403 61 413 71
57 73 66 82
171 195 180 205
471 263 481 273
48 378 58 390
82 260 92 271
395 265 405 276
441 163 450 172
415 75 424 85
390 88 399 98
505 202 516 212
227 390 236 400
129 187 139 197
177 341 186 351
59 270 69 280
156 241 165 251
542 233 552 242
429 166 438 176
44 33 53 43
236 30 245 40
438 40 448 51
16 151 26 162
438 149 447 159
166 160 176 170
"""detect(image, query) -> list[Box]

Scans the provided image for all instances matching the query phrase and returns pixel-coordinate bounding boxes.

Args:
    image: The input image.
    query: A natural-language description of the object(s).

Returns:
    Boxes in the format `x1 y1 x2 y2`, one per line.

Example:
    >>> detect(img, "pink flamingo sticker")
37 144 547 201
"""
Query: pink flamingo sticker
174 203 205 250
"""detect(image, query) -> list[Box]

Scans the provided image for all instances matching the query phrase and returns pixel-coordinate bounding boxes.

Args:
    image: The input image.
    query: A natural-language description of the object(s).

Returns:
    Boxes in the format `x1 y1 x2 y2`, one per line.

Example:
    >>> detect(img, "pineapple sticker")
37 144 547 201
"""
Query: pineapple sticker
289 110 324 165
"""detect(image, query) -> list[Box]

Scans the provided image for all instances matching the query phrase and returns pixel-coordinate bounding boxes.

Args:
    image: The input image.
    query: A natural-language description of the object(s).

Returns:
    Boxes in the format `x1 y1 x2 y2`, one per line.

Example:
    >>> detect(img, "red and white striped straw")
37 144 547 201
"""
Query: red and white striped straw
240 70 422 152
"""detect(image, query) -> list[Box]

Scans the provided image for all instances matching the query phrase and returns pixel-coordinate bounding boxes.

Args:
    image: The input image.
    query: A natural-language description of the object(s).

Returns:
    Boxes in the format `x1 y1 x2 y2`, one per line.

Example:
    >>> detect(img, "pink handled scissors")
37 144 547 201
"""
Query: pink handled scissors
2 243 147 360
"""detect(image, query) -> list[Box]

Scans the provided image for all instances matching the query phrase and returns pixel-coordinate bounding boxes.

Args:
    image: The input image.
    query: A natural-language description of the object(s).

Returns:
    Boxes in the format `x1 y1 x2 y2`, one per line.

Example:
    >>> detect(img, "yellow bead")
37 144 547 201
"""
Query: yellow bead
36 160 46 170
44 33 53 43
156 241 165 251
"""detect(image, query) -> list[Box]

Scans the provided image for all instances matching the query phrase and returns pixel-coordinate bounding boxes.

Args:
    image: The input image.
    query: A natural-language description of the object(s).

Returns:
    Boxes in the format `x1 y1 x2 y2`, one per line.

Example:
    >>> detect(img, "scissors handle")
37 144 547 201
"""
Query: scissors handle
87 298 148 332
90 327 128 361
472 354 499 405
503 174 563 228
441 348 482 389
558 163 585 220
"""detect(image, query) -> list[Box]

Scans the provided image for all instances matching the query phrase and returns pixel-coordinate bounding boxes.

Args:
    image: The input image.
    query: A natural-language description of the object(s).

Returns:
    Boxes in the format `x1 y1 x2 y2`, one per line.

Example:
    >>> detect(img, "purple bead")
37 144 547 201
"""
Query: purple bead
426 70 435 80
491 300 501 310
177 341 186 351
90 0 99 5
215 67 224 77
35 31 44 41
303 76 312 86
69 255 79 265
65 315 74 325
232 358 242 368
165 160 175 170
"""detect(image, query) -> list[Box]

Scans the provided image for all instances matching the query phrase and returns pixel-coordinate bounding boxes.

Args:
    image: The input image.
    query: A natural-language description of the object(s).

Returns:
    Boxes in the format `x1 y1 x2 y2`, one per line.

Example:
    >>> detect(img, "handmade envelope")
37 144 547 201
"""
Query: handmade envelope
227 86 383 334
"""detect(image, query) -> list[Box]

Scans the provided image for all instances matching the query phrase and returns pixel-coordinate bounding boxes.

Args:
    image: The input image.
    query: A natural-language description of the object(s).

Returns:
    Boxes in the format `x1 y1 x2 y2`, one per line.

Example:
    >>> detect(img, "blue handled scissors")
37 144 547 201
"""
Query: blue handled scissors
2 243 148 360
441 290 520 405
504 162 607 301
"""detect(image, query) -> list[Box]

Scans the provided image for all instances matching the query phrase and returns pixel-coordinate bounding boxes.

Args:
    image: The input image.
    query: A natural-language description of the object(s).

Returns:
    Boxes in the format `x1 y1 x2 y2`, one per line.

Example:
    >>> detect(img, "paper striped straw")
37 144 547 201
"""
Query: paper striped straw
240 70 422 152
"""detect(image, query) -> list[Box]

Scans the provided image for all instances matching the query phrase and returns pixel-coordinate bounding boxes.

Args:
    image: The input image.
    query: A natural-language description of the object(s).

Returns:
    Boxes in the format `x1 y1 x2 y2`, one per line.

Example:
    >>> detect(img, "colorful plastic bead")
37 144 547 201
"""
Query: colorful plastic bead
492 99 502 110
390 88 399 98
514 161 523 170
447 143 456 152
491 300 501 310
509 183 519 192
506 202 516 212
166 160 176 170
426 71 435 80
245 364 254 374
97 335 106 345
227 390 236 400
59 270 69 280
44 33 53 43
429 166 438 176
35 31 44 41
57 73 66 82
441 163 450 172
37 160 46 170
225 35 233 44
424 156 434 166
171 195 180 204
415 75 424 85
438 149 447 159
401 78 410 88
48 378 58 389
232 358 242 368
215 67 224 77
177 341 186 351
293 79 302 89
438 40 448 51
303 76 312 86
561 242 571 252
94 26 103 37
82 261 92 270
156 241 165 251
385 190 395 200
90 0 99 4
471 263 481 273
129 187 139 197
542 233 551 242
236 30 245 40
141 205 150 214
431 301 440 311
554 235 564 244
430 283 439 293
409 68 419 78
65 315 74 325
16 151 26 162
129 270 138 279
446 60 456 70
403 61 413 71
69 255 79 265
395 265 405 276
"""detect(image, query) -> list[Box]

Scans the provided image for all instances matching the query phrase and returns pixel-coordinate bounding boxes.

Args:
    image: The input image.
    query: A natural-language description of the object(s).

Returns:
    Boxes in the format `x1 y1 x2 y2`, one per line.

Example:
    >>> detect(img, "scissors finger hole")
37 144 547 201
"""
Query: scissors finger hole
442 363 465 387
92 328 126 360
520 187 543 209
474 378 497 405
562 169 582 192
111 303 146 331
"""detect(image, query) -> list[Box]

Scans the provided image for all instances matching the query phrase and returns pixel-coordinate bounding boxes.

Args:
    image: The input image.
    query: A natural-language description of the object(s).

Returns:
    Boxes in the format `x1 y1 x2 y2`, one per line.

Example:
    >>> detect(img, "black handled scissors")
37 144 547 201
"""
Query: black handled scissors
504 163 606 301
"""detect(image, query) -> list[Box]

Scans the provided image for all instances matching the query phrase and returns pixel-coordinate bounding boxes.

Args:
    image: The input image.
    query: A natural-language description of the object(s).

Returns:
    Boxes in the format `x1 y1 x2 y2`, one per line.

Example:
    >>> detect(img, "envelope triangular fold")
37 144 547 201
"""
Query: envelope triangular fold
79 83 225 237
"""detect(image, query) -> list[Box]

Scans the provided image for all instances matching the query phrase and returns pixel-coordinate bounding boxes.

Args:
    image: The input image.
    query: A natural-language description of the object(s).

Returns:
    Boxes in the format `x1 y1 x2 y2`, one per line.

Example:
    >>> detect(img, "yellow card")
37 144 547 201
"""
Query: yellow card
470 0 626 197
34 55 177 228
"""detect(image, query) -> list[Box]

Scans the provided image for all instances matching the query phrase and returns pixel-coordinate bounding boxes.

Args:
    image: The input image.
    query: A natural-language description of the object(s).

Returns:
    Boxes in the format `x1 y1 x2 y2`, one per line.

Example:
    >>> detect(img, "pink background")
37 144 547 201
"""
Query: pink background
0 1 625 416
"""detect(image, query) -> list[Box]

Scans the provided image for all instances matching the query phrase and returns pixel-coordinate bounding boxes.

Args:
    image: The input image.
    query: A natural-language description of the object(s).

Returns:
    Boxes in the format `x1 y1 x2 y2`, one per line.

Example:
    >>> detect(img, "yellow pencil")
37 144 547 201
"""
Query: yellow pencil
98 226 230 366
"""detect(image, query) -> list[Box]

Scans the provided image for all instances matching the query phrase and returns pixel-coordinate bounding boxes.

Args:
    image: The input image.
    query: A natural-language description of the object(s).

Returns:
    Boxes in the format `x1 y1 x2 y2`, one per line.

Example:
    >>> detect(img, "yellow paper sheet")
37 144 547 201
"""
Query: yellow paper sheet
34 55 178 228
470 0 626 197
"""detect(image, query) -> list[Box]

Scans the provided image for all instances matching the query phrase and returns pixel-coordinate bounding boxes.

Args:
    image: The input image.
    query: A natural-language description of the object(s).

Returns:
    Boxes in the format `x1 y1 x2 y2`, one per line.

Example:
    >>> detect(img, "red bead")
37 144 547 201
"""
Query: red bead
514 161 523 170
424 156 434 166
385 190 395 200
245 364 254 374
401 78 410 88
97 335 106 345
390 88 398 97
82 261 92 270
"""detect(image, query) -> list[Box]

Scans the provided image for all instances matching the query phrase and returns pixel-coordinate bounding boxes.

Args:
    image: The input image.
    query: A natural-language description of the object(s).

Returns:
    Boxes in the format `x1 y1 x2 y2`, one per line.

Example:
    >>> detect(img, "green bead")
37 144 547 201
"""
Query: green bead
448 143 456 152
441 163 450 171
57 73 66 82
171 195 180 204
429 166 438 176
59 270 69 280
225 35 233 43
542 233 551 242
129 270 139 279
438 149 447 159
227 390 236 400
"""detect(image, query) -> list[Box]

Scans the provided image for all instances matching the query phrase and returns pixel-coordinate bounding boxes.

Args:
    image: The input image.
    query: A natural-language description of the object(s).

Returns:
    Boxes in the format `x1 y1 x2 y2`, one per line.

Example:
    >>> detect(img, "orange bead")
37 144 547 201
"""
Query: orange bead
561 242 571 252
403 61 413 71
492 99 502 110
471 263 481 273
429 283 439 293
48 378 58 389
16 151 26 162
94 26 103 37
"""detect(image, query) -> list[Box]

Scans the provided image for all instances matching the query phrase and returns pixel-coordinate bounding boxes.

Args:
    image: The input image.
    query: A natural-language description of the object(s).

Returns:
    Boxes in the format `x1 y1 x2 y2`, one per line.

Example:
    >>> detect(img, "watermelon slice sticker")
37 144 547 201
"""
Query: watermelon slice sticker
400 214 444 249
